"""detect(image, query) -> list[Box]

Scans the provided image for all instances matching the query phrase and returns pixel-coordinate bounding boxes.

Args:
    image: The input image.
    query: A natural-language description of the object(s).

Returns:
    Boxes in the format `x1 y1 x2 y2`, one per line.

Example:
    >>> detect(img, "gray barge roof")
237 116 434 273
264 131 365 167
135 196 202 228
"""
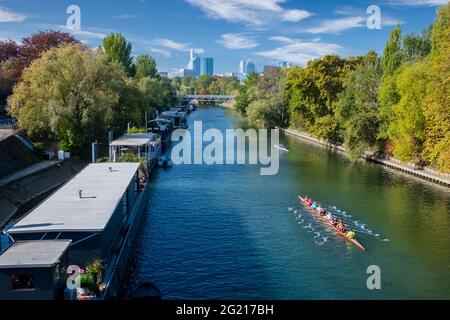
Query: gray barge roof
110 133 158 147
0 240 71 269
8 163 139 234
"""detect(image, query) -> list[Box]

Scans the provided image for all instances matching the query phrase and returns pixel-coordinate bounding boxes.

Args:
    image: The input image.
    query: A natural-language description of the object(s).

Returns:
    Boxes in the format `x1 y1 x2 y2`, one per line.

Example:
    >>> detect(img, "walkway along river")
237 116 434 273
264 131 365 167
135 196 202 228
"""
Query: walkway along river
128 106 450 299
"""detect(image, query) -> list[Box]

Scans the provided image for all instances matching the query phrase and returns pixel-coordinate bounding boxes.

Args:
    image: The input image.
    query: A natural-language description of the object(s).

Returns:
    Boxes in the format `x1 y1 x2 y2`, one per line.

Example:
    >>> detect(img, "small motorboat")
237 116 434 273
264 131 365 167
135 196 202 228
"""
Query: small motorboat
274 144 289 152
158 155 173 168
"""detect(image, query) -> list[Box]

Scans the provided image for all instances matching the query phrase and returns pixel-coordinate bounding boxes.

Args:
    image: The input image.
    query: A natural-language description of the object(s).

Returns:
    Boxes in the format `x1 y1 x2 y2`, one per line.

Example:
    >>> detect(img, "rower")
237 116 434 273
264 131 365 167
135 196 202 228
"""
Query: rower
347 229 356 239
317 206 325 215
311 202 318 209
325 212 333 221
337 222 345 233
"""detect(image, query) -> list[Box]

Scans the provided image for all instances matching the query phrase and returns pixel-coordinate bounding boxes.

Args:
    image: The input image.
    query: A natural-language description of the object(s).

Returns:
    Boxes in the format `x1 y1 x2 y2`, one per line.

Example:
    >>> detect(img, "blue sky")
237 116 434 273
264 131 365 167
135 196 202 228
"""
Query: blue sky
0 0 448 74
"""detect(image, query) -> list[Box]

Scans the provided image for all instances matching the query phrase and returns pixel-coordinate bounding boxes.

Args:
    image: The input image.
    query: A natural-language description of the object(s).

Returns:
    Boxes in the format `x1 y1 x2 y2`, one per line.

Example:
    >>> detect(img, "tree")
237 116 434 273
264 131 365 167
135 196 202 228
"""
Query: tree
135 54 158 79
403 27 432 63
247 100 272 128
382 25 403 77
422 3 450 172
0 58 22 113
8 44 125 153
336 52 382 158
386 62 428 163
0 31 78 112
234 72 258 115
284 55 357 142
138 76 177 115
0 40 20 62
103 33 135 77
20 30 79 67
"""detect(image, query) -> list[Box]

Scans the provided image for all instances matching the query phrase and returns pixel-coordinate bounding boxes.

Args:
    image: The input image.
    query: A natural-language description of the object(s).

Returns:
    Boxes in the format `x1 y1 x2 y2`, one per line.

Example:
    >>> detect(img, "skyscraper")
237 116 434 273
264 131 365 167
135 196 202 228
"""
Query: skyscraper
187 49 201 78
239 60 246 74
239 59 256 75
202 57 214 76
245 61 256 74
277 61 292 68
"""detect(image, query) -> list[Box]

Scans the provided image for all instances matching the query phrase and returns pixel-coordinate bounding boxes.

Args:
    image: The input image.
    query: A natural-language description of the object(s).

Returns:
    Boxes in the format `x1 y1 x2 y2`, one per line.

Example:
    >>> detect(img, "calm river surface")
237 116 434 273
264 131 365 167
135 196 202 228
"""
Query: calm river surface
130 106 450 300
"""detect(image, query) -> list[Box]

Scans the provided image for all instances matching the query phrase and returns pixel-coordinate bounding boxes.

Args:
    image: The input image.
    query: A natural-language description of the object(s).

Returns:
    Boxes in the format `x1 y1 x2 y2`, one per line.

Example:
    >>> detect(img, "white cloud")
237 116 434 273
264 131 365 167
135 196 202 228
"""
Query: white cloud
56 25 106 39
387 0 449 6
152 38 190 51
282 9 312 22
0 6 26 22
185 0 311 27
255 37 342 65
113 14 138 20
148 47 171 58
217 33 258 49
305 16 367 34
268 36 294 43
303 11 403 34
149 38 204 57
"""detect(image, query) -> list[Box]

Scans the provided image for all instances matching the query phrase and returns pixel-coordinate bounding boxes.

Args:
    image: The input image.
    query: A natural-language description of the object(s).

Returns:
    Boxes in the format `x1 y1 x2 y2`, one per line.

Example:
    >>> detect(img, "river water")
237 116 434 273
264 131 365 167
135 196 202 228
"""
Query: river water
130 106 450 300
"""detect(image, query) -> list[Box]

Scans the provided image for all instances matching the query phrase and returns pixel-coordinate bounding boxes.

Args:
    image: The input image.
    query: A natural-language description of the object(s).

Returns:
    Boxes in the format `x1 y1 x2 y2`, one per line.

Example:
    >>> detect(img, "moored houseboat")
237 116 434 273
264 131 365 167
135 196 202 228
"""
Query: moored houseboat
110 133 161 170
0 162 149 300
160 110 188 129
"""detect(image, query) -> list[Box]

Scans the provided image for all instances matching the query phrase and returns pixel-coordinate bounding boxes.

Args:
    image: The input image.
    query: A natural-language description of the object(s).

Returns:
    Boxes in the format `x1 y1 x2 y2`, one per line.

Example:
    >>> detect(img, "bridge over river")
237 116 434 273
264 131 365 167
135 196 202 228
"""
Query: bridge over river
181 94 235 104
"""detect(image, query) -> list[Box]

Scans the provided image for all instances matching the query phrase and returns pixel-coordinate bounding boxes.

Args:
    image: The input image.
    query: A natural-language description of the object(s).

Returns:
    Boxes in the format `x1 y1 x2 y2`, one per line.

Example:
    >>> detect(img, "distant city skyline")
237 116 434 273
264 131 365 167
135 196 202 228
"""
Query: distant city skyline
2 0 445 74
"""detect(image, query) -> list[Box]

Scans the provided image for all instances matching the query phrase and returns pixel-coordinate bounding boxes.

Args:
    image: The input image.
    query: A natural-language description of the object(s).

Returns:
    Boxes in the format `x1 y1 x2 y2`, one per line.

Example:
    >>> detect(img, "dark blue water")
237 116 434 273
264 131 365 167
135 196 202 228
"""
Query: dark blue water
130 106 450 300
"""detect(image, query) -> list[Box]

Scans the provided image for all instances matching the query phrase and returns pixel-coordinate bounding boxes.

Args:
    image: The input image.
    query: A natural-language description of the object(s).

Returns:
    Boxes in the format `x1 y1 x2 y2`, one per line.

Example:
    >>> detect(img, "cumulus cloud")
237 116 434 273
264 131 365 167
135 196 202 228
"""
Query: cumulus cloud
151 38 203 54
217 33 258 49
255 36 342 65
185 0 311 27
303 6 403 34
0 6 26 22
386 0 449 6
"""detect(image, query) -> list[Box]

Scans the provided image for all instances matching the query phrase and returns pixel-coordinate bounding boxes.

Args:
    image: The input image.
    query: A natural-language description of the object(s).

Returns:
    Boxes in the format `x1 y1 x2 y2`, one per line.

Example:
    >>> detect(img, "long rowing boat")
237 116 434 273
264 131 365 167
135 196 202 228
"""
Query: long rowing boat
297 196 366 252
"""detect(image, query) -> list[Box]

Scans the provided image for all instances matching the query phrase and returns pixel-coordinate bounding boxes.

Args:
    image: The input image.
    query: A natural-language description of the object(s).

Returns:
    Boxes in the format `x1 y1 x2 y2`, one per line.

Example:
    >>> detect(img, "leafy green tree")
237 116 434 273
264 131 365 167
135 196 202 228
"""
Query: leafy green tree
113 78 145 134
234 72 258 115
422 3 450 172
8 44 125 153
403 27 432 63
135 54 158 79
284 55 356 142
336 52 382 158
387 62 428 163
103 33 135 77
382 25 403 77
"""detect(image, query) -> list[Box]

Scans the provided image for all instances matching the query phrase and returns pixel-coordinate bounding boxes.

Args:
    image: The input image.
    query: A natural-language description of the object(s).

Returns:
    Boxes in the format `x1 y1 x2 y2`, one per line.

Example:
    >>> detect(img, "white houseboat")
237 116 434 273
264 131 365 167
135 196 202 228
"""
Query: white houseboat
110 133 161 169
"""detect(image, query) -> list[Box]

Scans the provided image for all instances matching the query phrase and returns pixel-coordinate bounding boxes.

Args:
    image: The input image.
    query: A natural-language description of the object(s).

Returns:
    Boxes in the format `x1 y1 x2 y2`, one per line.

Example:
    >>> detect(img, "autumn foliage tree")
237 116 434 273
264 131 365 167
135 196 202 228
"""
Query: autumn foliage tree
0 31 79 114
8 44 125 153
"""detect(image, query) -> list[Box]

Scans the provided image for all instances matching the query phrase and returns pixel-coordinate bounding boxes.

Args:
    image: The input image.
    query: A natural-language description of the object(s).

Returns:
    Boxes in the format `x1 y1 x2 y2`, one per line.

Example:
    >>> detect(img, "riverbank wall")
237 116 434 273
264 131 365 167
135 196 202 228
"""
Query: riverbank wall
280 127 450 188
0 159 86 228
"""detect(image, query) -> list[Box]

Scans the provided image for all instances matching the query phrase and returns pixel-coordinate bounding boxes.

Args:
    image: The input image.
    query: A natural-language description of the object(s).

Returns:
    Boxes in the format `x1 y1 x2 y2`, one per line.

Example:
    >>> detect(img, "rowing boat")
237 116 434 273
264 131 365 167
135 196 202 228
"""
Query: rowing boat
274 144 289 152
297 196 366 252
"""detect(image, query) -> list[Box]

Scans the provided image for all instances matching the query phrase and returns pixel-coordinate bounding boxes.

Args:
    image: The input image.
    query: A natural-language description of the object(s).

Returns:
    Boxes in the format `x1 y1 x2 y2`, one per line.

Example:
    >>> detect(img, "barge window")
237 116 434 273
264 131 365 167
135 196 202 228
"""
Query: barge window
11 275 35 290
